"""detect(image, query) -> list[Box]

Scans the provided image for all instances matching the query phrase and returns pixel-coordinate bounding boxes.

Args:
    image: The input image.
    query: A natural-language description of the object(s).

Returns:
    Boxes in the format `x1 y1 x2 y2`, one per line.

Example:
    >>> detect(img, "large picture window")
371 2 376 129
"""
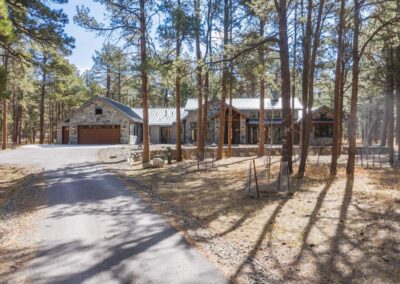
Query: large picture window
314 125 333 137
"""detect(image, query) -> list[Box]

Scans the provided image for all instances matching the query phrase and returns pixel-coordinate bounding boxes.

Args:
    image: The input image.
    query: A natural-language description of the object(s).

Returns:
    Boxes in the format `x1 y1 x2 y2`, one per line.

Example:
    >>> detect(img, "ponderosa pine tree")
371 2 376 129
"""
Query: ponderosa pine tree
75 0 152 163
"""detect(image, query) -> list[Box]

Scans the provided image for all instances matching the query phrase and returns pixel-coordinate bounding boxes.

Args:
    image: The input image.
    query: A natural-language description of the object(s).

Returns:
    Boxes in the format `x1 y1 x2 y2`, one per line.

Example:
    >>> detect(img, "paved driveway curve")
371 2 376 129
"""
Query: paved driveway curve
0 145 228 284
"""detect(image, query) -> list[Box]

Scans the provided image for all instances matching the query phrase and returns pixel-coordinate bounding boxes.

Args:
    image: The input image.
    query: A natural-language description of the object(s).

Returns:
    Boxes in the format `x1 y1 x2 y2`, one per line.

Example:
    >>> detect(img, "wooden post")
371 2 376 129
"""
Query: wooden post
372 147 375 168
277 160 282 191
360 147 364 168
378 146 382 168
248 160 252 193
253 159 260 199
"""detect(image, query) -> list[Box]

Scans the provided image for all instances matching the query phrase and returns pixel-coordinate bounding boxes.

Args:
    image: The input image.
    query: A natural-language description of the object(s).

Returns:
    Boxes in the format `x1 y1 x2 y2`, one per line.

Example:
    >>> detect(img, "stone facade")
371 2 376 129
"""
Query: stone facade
309 105 334 146
183 99 302 145
56 97 141 144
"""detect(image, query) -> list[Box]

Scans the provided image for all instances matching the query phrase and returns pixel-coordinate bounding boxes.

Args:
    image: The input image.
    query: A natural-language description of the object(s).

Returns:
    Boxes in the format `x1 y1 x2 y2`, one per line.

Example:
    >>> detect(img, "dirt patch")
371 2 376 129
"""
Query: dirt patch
0 165 45 282
99 148 400 283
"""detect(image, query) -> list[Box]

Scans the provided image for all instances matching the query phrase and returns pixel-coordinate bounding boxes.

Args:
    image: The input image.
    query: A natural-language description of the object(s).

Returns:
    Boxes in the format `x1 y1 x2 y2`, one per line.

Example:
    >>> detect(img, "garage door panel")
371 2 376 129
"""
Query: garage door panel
78 125 121 144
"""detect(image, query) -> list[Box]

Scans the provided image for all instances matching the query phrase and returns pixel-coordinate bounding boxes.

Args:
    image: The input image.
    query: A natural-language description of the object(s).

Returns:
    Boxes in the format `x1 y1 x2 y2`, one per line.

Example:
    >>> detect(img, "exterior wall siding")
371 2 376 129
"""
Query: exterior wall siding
57 97 137 144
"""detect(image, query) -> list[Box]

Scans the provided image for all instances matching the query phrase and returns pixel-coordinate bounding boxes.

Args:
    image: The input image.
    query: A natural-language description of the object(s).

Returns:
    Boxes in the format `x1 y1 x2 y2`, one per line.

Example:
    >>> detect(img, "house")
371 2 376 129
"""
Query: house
182 97 303 145
309 105 334 146
294 105 334 146
57 95 317 146
131 108 187 144
56 96 143 145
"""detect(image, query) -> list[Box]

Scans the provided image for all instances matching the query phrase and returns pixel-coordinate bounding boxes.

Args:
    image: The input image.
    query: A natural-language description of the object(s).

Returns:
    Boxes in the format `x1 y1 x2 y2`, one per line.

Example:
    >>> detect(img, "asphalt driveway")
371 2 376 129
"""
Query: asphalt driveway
0 145 228 284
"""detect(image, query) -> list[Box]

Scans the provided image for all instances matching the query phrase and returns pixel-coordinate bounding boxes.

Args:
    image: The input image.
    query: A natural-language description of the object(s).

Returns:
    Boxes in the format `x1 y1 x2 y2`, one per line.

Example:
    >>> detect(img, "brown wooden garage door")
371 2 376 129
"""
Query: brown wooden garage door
78 125 121 144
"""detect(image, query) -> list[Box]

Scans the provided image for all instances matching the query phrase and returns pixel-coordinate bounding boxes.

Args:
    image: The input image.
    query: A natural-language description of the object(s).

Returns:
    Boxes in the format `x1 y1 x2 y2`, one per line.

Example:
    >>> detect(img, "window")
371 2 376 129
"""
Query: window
190 122 197 141
133 125 138 136
95 107 103 115
314 125 333 137
320 113 327 120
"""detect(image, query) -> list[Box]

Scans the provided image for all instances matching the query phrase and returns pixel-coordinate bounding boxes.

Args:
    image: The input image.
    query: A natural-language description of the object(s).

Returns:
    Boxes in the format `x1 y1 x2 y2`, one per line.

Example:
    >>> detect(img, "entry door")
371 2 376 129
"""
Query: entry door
160 127 169 143
232 121 241 144
62 126 69 144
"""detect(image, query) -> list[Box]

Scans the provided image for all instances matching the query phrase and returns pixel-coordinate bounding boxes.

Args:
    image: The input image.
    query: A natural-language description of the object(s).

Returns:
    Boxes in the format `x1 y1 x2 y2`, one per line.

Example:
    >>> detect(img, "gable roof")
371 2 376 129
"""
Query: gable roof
184 97 303 111
311 105 333 113
132 108 188 126
62 95 143 123
99 96 143 122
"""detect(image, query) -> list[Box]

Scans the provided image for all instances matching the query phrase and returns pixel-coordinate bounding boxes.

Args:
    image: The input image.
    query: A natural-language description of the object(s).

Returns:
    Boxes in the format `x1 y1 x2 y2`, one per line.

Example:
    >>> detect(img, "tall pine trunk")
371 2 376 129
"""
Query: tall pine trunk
39 54 47 144
386 47 395 166
227 72 233 156
346 0 360 176
258 19 266 157
330 0 346 175
140 0 150 163
381 92 389 146
175 14 182 162
194 0 204 160
298 0 313 176
303 0 325 174
217 0 230 160
277 0 293 173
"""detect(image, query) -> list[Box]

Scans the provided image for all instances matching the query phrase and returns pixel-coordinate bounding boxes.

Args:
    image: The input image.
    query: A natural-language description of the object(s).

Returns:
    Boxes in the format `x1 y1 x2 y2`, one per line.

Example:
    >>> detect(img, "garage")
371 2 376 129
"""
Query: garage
78 125 121 144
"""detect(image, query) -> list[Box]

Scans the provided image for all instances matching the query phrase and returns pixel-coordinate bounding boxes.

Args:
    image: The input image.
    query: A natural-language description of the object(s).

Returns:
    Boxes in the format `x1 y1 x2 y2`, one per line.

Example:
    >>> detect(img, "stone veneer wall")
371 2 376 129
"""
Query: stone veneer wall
147 145 347 161
66 98 134 144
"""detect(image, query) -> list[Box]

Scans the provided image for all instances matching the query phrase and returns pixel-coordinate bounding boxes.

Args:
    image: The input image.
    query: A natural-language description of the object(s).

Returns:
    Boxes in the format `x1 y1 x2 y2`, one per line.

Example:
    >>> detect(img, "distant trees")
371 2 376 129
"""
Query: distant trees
0 0 398 177
0 0 73 148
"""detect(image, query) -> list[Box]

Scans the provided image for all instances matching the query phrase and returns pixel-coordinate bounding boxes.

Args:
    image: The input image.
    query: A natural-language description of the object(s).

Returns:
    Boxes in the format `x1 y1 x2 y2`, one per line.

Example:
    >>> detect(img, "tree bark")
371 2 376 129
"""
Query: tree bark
203 71 209 147
386 47 395 166
140 0 150 163
175 9 182 162
346 0 360 176
227 72 233 156
298 0 313 176
381 91 389 146
276 0 293 173
258 19 266 157
194 0 204 159
106 66 111 98
396 88 400 161
291 1 298 147
330 0 346 175
39 54 47 144
217 0 230 160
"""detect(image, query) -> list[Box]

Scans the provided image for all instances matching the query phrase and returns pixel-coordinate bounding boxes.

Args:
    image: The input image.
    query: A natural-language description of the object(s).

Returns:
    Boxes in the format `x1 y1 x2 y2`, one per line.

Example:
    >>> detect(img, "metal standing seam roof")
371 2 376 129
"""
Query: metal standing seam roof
184 97 303 111
100 96 143 122
132 108 188 126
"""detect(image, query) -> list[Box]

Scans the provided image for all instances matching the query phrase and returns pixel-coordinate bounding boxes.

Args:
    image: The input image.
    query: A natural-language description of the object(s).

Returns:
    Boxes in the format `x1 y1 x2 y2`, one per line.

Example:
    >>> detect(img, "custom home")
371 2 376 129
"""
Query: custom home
56 95 333 146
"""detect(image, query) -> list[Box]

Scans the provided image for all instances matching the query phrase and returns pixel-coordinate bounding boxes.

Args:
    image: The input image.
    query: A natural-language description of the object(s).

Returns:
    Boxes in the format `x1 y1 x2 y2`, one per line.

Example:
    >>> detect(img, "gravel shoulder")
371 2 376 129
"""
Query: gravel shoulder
99 147 400 284
0 165 45 282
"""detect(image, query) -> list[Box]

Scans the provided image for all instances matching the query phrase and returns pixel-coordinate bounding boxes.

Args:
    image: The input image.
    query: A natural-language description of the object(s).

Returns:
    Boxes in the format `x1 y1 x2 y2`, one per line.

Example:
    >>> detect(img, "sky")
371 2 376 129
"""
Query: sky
50 0 107 73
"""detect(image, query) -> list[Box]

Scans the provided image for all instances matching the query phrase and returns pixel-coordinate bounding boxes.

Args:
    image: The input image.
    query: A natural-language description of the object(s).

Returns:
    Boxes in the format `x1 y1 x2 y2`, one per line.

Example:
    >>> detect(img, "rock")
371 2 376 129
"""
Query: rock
142 162 153 169
153 158 164 168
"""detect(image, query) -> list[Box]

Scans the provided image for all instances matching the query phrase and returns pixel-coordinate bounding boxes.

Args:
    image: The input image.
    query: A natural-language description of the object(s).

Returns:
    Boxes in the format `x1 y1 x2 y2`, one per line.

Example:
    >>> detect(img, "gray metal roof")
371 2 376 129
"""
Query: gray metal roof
132 108 188 126
184 97 303 111
99 96 143 122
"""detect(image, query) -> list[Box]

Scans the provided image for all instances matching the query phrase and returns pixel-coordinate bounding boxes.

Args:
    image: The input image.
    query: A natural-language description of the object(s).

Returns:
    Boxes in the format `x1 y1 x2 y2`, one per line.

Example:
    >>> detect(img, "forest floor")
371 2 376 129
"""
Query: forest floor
0 165 44 282
99 148 400 283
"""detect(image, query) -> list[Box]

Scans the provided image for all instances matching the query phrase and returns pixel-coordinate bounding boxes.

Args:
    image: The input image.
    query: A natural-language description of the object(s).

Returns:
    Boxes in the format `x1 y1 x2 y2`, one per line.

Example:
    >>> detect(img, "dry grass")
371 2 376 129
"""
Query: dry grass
0 165 43 283
100 149 400 283
0 166 26 206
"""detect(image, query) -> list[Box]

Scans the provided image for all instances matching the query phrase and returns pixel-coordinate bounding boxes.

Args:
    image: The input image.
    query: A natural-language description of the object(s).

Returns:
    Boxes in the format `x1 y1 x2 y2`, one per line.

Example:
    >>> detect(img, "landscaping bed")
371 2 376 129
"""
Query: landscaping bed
99 147 400 283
